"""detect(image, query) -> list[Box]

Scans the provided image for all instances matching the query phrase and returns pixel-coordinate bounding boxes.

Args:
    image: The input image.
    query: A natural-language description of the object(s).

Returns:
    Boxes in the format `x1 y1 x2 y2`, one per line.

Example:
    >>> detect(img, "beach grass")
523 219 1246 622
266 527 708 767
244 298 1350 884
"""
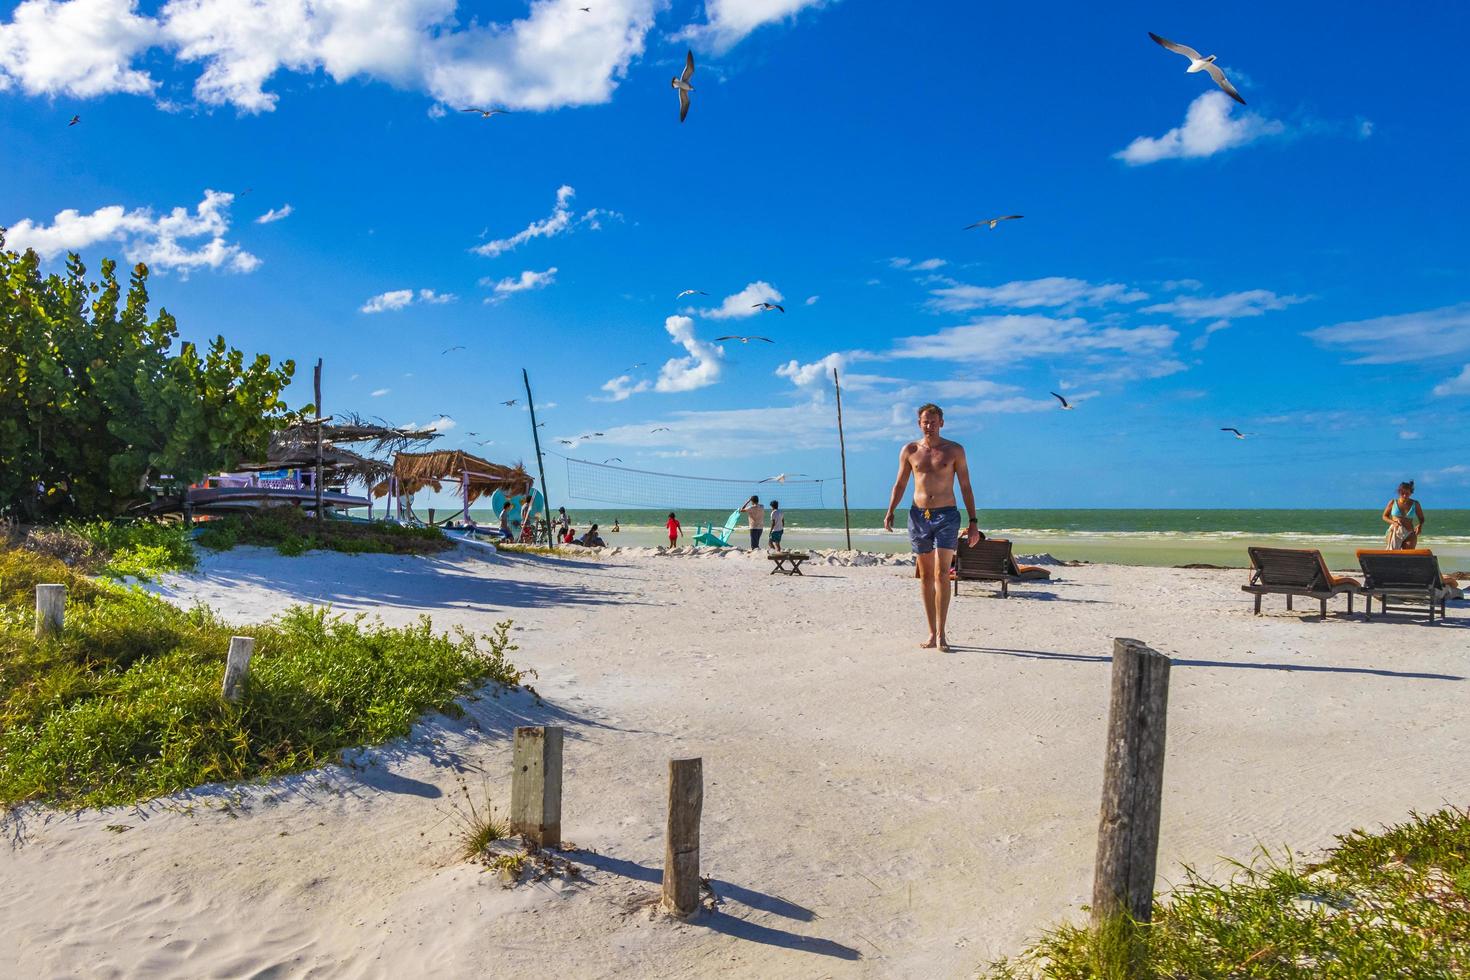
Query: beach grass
0 547 526 808
5 520 197 580
195 508 450 557
983 806 1470 978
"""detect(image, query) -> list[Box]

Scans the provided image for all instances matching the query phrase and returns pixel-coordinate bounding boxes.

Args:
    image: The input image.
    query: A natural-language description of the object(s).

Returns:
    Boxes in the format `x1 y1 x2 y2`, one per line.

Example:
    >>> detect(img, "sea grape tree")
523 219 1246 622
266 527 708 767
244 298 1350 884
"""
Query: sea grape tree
0 234 297 520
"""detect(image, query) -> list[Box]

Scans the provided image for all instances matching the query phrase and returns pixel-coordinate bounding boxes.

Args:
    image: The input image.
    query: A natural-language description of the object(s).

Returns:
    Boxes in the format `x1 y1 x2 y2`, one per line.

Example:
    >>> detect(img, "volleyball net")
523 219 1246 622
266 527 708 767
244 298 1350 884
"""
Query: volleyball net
562 456 829 509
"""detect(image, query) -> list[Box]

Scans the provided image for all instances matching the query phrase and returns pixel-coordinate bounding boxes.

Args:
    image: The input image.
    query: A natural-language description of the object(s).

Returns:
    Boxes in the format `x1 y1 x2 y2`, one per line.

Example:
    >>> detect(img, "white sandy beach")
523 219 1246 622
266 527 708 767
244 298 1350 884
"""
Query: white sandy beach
4 543 1467 979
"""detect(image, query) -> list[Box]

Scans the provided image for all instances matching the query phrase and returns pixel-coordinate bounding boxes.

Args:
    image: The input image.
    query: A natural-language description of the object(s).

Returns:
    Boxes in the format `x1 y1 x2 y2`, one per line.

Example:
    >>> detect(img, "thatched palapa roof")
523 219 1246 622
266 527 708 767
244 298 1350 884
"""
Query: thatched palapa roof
375 450 533 503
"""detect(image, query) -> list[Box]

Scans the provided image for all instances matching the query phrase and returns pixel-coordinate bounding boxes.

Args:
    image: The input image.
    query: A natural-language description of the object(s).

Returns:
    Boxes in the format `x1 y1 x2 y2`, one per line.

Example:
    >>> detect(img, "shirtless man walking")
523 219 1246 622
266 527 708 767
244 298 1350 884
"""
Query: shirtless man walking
883 403 981 651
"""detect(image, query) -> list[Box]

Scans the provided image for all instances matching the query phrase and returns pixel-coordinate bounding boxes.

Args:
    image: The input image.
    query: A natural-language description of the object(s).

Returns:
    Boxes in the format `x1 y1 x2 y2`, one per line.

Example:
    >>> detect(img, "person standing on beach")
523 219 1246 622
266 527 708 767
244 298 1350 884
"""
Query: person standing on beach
555 506 570 539
739 494 765 549
883 403 981 651
768 500 784 551
497 501 515 541
1382 480 1425 549
666 512 682 548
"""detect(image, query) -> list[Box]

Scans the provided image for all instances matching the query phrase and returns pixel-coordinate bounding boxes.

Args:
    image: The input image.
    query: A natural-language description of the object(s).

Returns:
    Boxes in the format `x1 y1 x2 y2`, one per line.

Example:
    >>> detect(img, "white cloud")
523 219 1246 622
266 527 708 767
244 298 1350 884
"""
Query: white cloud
598 374 650 402
1190 318 1233 350
1432 364 1470 397
776 353 846 388
1307 303 1470 365
1399 430 1421 440
4 188 258 275
1163 278 1202 291
0 0 667 114
1114 91 1285 165
929 276 1148 313
804 295 819 306
474 185 577 258
696 281 783 320
371 387 390 397
910 257 946 271
1358 118 1374 139
899 379 1019 400
1144 289 1307 321
0 0 158 98
890 314 1178 366
255 203 292 224
676 0 830 53
486 266 557 301
405 415 456 433
656 315 724 392
359 287 455 313
888 257 910 269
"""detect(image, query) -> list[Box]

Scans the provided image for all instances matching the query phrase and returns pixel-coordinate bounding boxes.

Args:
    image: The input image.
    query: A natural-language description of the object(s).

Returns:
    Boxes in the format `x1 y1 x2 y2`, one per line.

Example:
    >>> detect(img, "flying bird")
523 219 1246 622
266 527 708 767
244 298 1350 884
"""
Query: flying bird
1049 391 1075 410
442 345 465 354
626 362 646 371
760 473 812 483
579 5 590 9
751 302 785 313
1148 32 1246 105
603 458 622 464
462 107 511 117
558 439 575 445
1220 427 1250 439
965 215 1023 230
676 289 708 299
68 115 80 127
500 399 518 406
714 335 774 344
651 427 672 433
476 439 494 446
580 432 605 439
672 50 695 123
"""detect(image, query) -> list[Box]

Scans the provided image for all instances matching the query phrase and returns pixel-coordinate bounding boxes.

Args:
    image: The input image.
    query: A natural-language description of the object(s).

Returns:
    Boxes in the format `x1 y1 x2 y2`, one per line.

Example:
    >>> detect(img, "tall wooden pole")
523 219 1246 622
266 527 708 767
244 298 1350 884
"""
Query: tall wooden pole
522 369 555 549
313 358 324 526
833 368 852 551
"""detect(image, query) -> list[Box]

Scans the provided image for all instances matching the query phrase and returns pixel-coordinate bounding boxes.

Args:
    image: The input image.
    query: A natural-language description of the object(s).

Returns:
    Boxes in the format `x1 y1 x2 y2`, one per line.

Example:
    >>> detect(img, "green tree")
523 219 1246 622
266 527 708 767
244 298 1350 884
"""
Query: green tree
0 234 298 520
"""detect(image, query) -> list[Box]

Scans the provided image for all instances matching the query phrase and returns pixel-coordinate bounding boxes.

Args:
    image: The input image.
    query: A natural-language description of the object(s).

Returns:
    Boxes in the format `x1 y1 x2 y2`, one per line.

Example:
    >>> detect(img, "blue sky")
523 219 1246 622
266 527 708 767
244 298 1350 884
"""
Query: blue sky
2 0 1467 509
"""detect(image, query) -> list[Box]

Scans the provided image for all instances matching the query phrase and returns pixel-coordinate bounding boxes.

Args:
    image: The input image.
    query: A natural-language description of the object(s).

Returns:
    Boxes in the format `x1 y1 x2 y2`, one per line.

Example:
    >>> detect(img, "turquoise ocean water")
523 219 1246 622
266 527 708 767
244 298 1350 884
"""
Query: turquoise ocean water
394 507 1470 570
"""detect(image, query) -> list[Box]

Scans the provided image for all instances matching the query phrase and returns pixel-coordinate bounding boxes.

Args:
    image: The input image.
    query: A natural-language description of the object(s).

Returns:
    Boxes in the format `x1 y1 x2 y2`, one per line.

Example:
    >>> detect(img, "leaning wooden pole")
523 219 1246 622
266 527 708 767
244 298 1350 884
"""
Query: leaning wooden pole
833 367 853 551
522 368 555 549
1092 637 1172 926
313 357 325 527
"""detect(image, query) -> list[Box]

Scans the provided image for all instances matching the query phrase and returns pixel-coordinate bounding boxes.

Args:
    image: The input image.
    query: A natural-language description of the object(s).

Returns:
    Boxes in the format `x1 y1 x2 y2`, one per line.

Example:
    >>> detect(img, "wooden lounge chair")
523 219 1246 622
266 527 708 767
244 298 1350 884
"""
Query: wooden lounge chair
952 538 1051 598
1243 547 1360 618
1356 549 1463 623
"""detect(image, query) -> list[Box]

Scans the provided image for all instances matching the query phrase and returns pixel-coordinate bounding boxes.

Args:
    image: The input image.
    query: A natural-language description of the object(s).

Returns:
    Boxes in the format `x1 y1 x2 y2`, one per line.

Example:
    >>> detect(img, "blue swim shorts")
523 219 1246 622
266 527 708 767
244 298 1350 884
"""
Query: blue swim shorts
908 505 961 554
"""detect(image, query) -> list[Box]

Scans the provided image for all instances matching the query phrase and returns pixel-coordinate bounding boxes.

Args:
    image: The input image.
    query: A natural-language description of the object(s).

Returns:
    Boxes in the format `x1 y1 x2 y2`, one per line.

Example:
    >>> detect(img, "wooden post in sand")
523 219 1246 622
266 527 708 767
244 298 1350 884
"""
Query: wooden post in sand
510 726 563 847
34 584 65 639
1092 638 1171 926
222 636 255 703
661 757 703 917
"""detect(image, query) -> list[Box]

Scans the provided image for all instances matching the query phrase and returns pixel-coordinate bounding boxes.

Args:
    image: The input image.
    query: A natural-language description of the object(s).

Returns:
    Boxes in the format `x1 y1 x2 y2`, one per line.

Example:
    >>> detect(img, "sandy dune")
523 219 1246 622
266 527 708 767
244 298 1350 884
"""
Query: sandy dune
4 544 1467 978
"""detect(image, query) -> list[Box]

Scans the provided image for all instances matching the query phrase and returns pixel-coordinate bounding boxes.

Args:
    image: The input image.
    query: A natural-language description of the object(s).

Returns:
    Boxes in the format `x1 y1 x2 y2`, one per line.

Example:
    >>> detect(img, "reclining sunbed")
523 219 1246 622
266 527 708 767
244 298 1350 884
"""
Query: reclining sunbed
1356 549 1464 623
1243 547 1360 618
952 538 1051 598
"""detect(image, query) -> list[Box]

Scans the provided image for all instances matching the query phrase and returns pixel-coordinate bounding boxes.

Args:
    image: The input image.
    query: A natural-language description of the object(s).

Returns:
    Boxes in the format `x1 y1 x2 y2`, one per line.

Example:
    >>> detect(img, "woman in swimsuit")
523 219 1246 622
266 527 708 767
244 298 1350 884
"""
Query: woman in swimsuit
1381 480 1424 550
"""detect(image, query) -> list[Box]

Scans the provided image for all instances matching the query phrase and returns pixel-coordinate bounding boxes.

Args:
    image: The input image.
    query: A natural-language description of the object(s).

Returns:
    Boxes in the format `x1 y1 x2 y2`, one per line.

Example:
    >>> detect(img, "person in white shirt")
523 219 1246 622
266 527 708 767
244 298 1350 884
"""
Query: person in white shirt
767 500 785 550
738 494 765 549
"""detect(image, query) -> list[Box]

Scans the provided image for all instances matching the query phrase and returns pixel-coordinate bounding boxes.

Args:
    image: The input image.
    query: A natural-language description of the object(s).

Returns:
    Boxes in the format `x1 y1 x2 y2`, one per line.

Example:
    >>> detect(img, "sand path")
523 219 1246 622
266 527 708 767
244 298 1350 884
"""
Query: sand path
4 545 1466 978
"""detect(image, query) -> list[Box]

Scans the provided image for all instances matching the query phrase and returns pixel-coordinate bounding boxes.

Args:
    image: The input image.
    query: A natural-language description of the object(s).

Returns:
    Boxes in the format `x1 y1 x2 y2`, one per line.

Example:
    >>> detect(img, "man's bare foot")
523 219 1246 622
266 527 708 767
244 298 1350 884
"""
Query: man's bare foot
919 635 938 649
938 635 952 652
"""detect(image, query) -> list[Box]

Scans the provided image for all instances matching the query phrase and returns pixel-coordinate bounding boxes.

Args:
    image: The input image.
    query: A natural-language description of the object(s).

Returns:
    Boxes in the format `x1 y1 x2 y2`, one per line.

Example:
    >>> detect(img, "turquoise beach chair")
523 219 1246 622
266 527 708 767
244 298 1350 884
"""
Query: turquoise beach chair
692 511 741 547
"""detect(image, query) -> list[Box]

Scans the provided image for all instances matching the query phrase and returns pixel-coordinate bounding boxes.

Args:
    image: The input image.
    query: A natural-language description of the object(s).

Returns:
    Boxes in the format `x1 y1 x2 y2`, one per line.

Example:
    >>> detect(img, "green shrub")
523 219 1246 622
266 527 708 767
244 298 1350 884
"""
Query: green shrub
197 509 450 557
0 548 526 808
984 807 1470 978
65 520 196 579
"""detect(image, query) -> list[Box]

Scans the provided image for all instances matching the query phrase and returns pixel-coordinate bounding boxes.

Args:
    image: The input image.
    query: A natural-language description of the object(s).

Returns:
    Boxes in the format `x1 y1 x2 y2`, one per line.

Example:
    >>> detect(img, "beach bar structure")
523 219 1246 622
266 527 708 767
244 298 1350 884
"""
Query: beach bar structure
373 450 534 526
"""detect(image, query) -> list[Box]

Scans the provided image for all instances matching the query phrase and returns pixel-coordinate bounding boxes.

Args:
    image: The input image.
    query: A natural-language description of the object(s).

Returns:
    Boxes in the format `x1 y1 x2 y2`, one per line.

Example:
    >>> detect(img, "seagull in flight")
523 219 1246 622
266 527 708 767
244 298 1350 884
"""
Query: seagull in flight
965 215 1023 230
760 473 811 484
580 432 605 439
1148 32 1246 105
1049 391 1076 410
751 302 785 313
672 50 695 123
68 114 80 127
442 345 465 354
651 427 672 433
558 439 575 446
715 335 774 344
603 458 622 464
500 399 518 406
462 107 511 118
1220 427 1250 439
677 289 708 299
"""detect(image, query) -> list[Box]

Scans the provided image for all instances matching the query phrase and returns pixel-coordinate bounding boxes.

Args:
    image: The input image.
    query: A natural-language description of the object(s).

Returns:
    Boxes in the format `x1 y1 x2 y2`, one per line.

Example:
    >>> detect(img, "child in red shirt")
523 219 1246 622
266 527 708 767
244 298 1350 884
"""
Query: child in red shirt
665 512 682 547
